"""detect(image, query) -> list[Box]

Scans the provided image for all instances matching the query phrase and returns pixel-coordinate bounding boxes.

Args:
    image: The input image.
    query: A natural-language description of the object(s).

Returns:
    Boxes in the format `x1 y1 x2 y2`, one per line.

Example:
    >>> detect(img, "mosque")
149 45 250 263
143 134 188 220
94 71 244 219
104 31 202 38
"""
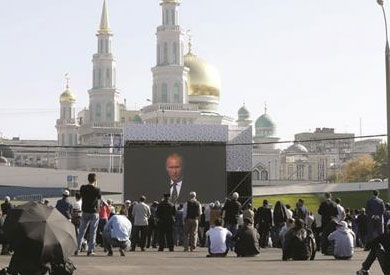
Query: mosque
55 0 280 176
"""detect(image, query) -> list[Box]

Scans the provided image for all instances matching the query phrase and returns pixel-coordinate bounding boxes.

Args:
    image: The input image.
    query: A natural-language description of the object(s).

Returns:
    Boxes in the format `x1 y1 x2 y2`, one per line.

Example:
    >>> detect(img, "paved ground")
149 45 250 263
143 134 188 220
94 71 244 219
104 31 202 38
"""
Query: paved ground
0 248 382 275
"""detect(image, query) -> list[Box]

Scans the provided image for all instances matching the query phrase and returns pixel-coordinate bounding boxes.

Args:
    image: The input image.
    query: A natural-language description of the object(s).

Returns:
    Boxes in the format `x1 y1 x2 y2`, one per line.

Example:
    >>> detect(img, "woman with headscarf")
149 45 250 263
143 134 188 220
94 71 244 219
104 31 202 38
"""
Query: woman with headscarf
273 201 288 248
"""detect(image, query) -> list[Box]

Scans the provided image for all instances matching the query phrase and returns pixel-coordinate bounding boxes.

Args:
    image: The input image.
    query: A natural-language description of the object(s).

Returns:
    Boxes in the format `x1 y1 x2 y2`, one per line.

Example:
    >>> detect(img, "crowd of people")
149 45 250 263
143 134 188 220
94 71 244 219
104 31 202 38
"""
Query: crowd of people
0 173 389 275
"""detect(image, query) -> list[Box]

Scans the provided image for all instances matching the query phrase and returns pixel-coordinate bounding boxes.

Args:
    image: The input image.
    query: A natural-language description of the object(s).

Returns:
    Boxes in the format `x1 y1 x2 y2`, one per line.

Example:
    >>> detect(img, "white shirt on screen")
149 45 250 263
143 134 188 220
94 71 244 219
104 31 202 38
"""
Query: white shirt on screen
170 180 182 197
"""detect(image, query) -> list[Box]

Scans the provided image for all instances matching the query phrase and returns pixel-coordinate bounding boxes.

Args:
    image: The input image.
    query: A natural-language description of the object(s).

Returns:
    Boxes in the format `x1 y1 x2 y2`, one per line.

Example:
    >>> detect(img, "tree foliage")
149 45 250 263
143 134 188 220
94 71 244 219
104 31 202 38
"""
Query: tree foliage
373 143 388 179
340 154 375 182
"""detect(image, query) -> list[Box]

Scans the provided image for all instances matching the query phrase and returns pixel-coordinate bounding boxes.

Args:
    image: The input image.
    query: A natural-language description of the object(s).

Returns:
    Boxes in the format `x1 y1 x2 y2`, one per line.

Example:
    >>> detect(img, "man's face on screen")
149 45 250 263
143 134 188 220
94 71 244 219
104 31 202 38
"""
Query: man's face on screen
166 155 182 182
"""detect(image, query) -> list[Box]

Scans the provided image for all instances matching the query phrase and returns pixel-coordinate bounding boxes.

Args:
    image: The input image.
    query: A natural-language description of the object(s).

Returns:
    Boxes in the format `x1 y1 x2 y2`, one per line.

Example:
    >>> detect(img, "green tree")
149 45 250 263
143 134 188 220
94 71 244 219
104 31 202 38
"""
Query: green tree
340 154 374 182
373 143 388 179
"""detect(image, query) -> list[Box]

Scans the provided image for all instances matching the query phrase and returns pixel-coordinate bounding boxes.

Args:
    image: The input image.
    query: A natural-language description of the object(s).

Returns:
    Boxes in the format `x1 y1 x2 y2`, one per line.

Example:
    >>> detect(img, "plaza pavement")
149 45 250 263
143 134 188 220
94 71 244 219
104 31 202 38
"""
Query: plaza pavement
0 247 382 275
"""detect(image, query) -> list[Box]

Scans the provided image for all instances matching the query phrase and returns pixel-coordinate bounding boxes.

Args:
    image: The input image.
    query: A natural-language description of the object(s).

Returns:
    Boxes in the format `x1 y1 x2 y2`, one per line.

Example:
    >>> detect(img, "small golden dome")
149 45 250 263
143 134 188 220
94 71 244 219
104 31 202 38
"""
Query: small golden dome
60 88 76 103
184 52 221 98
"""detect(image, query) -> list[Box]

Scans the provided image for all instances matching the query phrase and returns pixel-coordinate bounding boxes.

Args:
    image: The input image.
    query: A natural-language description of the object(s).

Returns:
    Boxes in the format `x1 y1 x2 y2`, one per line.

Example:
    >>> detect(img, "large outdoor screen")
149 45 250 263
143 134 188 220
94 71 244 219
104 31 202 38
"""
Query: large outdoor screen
124 142 226 204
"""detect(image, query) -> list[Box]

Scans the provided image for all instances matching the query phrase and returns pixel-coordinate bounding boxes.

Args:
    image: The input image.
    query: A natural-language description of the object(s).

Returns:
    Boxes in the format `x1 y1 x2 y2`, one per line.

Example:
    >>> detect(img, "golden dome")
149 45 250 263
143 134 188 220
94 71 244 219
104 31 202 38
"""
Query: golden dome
184 52 221 98
60 88 76 103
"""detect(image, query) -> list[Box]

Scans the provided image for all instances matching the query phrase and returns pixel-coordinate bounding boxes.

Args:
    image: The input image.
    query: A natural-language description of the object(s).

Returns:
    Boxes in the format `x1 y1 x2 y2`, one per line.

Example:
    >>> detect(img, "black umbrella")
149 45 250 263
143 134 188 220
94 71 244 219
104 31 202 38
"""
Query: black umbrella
4 201 77 263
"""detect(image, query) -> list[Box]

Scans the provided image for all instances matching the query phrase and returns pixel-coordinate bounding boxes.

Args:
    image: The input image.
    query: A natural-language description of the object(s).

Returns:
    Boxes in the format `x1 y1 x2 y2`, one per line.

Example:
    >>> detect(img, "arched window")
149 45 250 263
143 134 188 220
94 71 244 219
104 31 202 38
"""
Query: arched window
173 42 177 64
173 83 180 103
163 43 168 64
162 83 168 103
308 165 313 180
252 169 260 180
68 134 73 146
61 134 65 146
106 103 113 120
261 170 269 181
96 104 102 120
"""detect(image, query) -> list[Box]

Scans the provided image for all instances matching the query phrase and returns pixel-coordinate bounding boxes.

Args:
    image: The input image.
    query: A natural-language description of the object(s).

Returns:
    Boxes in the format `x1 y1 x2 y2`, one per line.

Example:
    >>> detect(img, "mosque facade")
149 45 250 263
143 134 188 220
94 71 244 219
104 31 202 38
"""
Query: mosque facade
53 0 352 183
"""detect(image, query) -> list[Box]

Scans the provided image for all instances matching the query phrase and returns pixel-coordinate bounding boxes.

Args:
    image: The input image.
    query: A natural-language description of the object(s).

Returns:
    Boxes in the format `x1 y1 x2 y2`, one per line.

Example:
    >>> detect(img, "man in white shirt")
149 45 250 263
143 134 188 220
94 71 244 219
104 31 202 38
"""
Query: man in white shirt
335 198 346 222
206 218 232 257
131 195 151 251
328 221 355 260
103 211 132 256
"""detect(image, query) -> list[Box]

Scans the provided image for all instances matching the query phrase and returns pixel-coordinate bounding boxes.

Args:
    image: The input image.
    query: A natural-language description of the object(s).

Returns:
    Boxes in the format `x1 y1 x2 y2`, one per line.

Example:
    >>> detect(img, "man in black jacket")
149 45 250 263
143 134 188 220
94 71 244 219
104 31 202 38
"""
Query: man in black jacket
156 193 176 251
222 192 241 250
318 193 338 230
318 192 338 254
357 223 390 275
256 200 273 248
233 218 260 257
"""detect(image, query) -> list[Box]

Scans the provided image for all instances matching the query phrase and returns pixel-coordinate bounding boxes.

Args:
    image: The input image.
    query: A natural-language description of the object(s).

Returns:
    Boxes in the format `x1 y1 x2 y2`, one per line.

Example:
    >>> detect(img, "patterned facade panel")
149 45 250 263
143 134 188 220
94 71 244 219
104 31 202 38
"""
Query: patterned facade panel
124 124 228 142
226 126 252 172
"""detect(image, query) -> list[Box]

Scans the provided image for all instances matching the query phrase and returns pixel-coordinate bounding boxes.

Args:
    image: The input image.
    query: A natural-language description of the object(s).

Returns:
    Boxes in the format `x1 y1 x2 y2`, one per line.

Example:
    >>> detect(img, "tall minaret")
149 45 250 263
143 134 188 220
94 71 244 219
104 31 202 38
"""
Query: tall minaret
151 0 189 104
88 0 119 124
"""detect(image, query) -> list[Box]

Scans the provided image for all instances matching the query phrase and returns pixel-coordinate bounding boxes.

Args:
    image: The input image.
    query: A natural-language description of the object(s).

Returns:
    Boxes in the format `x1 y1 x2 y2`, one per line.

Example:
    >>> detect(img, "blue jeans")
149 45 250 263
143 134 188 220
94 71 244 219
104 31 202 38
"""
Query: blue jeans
102 231 131 253
77 212 99 252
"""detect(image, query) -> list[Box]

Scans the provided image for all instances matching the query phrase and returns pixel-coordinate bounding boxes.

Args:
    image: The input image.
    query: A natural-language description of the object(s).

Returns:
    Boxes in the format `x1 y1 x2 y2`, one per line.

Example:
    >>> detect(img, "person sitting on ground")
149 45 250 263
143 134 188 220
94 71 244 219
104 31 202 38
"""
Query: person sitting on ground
233 217 260 257
102 210 132 257
356 222 390 275
282 219 316 261
205 218 232 257
279 218 295 248
328 221 355 260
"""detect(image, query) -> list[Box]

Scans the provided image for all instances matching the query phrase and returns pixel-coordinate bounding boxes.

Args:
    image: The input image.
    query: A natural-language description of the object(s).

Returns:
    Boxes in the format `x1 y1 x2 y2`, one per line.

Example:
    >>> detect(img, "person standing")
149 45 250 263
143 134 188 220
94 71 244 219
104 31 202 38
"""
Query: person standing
75 173 102 256
55 190 73 221
173 204 184 246
366 190 386 243
156 193 176 251
146 201 159 249
318 193 338 230
222 192 242 250
183 192 202 252
131 196 151 251
1 197 12 217
256 200 273 248
357 223 390 275
384 203 390 227
335 198 346 222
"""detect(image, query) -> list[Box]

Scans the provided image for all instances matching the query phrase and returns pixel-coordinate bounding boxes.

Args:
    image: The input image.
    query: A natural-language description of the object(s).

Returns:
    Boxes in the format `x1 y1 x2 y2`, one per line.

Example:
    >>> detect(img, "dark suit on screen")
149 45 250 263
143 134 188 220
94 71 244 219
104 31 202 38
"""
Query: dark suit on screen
168 180 190 204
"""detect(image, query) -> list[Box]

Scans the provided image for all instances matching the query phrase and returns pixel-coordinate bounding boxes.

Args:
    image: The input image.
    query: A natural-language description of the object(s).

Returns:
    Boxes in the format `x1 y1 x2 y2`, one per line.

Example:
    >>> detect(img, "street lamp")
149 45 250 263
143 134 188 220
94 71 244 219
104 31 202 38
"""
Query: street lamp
377 0 390 201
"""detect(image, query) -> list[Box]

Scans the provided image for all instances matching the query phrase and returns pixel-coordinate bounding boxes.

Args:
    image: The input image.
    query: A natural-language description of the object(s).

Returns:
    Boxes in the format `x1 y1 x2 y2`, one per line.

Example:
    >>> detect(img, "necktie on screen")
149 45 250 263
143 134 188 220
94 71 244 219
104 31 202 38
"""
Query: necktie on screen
171 182 178 203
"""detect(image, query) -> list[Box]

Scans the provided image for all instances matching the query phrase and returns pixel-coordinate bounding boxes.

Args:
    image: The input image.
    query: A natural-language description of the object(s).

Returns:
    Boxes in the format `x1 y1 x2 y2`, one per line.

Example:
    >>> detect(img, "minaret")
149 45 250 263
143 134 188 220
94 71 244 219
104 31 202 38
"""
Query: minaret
88 0 119 124
56 74 79 147
151 0 189 104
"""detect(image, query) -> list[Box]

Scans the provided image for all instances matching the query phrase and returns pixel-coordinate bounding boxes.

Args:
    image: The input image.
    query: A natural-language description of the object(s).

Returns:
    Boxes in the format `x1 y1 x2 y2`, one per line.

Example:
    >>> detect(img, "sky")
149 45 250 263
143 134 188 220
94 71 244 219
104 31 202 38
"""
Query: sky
0 0 387 143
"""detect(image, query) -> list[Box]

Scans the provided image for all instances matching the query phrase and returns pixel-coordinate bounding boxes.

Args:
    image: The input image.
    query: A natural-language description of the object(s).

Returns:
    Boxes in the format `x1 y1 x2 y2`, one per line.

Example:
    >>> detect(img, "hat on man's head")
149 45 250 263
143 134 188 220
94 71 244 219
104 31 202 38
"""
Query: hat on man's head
4 196 10 202
125 200 131 204
232 192 239 200
63 190 70 197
